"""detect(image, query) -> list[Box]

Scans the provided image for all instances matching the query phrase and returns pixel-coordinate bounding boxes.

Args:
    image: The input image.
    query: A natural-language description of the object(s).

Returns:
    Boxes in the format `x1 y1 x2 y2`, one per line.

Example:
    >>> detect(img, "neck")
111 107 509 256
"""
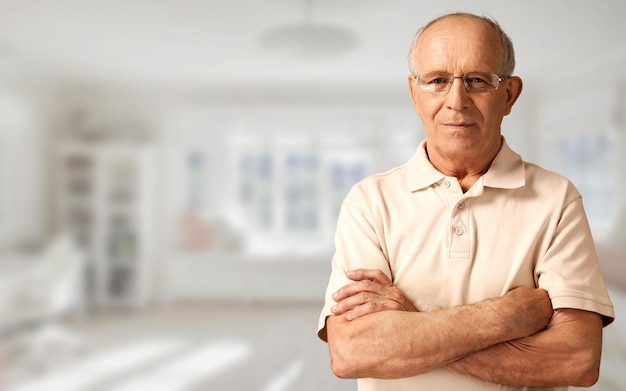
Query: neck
426 139 502 192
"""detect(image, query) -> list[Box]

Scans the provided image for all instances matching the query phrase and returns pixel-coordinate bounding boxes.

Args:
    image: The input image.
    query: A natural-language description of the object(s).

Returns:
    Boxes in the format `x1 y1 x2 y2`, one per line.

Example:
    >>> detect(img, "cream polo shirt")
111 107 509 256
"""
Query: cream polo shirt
318 138 615 391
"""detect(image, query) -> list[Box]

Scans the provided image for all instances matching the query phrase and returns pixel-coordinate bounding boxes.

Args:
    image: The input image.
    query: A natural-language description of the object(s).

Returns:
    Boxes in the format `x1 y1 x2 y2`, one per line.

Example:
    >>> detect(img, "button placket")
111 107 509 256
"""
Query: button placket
439 177 471 259
449 197 471 259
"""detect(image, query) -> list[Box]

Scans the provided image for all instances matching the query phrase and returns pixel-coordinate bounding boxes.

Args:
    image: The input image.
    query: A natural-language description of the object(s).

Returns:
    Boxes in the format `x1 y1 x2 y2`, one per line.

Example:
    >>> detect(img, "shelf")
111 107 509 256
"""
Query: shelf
56 143 155 309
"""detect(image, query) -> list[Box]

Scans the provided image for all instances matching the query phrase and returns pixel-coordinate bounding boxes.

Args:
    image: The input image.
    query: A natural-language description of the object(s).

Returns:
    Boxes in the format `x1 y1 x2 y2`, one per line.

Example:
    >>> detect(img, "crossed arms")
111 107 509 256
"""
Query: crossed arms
325 269 603 387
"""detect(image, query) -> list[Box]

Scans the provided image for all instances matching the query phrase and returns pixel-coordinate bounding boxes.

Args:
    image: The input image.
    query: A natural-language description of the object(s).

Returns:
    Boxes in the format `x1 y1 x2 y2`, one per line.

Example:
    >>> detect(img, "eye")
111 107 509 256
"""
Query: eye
421 73 451 84
417 72 453 92
467 76 487 84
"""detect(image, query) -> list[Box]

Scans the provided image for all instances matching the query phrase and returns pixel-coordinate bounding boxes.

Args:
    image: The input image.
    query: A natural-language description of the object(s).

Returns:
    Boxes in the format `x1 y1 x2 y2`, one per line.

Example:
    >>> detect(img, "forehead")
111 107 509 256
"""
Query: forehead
414 16 503 73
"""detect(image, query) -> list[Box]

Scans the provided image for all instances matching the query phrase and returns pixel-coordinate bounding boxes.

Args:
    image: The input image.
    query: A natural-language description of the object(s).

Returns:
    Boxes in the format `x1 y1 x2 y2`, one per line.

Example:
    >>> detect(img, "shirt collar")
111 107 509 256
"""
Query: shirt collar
482 137 526 189
406 137 525 192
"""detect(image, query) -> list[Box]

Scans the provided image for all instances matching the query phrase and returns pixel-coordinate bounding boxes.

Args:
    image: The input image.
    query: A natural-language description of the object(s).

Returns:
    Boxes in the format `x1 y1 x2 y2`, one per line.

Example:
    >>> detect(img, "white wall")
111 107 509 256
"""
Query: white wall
0 91 47 250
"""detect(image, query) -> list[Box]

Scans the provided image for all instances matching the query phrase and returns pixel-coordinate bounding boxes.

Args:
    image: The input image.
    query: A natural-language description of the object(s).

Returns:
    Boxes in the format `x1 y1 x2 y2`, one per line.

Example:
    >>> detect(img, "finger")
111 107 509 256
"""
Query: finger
344 297 411 320
346 269 393 286
346 301 389 320
332 290 379 315
333 284 418 315
332 288 412 317
333 279 385 302
341 297 416 319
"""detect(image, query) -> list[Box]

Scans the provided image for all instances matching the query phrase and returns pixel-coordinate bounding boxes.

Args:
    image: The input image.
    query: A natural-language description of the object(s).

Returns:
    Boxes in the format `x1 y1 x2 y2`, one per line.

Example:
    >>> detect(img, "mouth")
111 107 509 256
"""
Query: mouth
443 122 474 129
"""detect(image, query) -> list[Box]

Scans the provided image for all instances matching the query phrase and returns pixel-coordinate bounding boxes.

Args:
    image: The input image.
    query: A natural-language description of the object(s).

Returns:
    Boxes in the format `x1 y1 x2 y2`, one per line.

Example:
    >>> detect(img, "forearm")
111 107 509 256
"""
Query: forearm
327 288 552 379
447 309 603 387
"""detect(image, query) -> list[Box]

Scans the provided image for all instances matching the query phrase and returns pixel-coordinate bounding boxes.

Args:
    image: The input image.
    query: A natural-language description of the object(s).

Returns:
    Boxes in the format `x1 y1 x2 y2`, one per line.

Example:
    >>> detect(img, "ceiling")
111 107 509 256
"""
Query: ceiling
0 0 624 96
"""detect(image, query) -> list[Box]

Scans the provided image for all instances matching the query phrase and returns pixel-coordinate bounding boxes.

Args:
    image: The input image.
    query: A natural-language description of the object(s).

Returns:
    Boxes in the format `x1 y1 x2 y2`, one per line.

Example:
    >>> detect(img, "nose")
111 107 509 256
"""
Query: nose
445 77 471 110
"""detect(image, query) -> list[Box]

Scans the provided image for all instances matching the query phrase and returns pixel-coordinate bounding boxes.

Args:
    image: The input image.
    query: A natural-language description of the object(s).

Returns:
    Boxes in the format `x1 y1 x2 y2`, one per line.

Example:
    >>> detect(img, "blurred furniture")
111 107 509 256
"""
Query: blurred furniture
0 235 86 371
56 143 156 308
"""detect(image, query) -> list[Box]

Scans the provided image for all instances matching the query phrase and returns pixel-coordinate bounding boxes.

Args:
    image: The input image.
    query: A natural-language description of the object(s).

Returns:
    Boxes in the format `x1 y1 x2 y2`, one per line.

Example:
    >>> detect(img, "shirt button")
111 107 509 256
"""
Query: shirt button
455 226 464 235
457 202 465 209
443 180 450 188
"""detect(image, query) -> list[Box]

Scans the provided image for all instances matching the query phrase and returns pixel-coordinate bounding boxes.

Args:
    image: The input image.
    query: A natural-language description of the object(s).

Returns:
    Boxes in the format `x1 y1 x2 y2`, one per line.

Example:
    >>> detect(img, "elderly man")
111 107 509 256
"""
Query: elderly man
317 12 615 390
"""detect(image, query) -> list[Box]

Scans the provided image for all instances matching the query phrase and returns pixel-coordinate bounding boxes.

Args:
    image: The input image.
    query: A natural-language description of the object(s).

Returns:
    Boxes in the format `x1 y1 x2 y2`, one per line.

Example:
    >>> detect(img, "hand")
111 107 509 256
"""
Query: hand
331 269 417 320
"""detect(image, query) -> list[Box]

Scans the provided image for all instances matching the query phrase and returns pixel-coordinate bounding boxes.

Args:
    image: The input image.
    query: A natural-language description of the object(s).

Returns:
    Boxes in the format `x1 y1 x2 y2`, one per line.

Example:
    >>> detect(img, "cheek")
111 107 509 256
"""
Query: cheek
476 100 505 123
417 98 443 120
488 93 510 116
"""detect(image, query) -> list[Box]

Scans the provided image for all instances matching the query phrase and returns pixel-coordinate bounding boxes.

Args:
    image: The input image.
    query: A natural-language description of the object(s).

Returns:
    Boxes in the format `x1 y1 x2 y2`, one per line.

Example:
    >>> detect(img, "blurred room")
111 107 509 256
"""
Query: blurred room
0 1 624 390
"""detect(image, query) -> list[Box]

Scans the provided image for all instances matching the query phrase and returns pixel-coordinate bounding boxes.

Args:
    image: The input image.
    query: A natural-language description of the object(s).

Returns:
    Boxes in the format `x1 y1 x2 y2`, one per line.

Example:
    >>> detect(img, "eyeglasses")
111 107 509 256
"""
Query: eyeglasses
413 72 509 93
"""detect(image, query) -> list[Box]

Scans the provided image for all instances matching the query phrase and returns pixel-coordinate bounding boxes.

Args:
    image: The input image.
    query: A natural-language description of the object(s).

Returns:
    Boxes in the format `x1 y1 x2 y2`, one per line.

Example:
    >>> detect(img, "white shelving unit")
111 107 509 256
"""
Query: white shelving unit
56 143 156 309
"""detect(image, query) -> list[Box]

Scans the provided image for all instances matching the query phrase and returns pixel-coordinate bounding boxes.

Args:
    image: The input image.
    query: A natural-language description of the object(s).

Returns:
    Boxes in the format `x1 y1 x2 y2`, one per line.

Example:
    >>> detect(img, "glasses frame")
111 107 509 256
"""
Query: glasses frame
413 72 510 93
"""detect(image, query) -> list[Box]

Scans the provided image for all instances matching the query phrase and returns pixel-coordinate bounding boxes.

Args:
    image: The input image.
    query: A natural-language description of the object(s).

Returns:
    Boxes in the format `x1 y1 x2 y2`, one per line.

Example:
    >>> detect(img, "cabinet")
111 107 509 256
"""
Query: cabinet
56 143 156 308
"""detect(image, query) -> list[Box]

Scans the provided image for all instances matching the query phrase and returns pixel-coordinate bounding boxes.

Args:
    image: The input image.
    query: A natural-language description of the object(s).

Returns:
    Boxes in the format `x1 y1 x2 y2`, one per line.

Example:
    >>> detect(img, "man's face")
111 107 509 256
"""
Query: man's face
408 16 521 162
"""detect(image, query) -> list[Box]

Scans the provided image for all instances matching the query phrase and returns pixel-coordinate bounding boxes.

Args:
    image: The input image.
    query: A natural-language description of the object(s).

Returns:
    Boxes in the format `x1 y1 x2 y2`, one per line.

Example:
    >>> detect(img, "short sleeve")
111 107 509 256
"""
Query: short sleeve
536 185 615 326
317 189 393 341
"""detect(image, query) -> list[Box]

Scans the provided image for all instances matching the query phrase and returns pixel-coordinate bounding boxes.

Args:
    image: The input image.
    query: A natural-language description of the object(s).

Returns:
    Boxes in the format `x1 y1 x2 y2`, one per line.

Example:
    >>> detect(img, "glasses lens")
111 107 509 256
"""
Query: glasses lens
417 72 453 92
463 72 499 92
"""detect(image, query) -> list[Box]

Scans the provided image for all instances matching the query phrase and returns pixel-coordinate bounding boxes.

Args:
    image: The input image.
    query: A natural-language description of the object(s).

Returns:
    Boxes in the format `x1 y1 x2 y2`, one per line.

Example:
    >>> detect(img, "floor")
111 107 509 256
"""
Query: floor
2 301 355 391
3 292 624 391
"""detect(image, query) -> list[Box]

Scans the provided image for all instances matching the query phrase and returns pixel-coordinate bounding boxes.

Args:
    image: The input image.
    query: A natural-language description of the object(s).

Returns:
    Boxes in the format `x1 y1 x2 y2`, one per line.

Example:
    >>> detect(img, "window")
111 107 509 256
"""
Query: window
238 153 275 231
232 142 371 254
167 107 421 257
284 153 320 232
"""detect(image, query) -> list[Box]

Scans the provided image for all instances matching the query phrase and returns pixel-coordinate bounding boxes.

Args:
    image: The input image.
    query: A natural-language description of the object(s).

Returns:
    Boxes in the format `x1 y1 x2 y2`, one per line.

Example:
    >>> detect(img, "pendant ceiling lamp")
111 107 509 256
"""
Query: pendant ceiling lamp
259 0 359 59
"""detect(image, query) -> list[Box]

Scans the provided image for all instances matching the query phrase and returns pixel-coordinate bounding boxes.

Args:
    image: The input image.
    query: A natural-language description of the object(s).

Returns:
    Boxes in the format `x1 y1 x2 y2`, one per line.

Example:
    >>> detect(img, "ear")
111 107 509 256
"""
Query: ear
503 76 523 115
408 75 421 115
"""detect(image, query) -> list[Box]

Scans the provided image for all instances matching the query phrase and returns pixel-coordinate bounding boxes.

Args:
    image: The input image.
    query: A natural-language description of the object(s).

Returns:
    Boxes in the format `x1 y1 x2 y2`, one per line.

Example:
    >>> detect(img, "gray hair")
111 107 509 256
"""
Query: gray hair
407 13 516 77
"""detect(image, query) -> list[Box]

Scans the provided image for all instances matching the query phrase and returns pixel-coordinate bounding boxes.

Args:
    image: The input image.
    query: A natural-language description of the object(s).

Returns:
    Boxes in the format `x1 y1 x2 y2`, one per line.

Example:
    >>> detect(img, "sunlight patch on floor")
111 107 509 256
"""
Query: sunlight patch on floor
108 340 251 391
264 359 304 391
12 339 187 391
